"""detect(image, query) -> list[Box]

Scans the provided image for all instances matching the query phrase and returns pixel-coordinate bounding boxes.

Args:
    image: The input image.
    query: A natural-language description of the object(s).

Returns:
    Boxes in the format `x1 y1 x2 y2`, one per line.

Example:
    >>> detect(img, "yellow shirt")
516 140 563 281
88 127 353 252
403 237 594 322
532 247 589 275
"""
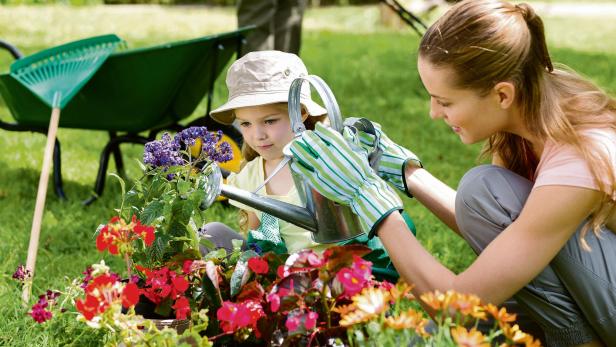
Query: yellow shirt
226 156 329 254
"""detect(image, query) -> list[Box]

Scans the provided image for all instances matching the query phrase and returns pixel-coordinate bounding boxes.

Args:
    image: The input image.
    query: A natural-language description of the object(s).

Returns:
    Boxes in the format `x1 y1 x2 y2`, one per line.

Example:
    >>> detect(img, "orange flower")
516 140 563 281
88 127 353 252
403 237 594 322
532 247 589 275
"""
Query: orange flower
450 293 486 320
420 290 457 311
501 323 541 346
485 304 517 327
450 326 489 347
339 309 375 327
389 282 414 301
331 303 356 316
352 287 390 316
384 308 430 337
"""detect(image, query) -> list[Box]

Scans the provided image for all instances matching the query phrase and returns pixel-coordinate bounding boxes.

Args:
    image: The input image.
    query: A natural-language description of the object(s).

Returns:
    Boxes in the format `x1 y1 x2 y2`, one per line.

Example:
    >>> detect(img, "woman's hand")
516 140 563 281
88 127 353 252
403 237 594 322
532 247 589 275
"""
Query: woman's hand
343 117 422 197
286 122 403 237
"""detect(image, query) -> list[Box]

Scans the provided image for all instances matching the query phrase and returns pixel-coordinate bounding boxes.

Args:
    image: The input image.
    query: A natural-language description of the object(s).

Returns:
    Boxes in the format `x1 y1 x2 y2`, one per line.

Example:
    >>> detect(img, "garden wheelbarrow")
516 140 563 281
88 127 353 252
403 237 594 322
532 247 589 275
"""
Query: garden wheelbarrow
0 28 250 204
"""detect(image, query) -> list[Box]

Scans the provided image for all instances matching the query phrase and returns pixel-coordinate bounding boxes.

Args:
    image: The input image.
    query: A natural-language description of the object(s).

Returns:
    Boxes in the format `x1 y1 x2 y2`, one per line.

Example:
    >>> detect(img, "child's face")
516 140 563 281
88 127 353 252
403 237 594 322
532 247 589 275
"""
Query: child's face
235 104 296 161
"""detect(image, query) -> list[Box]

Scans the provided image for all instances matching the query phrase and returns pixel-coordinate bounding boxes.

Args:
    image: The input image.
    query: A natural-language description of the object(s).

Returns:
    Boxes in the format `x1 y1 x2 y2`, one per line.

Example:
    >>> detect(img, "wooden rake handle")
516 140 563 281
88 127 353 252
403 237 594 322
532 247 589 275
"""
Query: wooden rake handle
22 107 61 303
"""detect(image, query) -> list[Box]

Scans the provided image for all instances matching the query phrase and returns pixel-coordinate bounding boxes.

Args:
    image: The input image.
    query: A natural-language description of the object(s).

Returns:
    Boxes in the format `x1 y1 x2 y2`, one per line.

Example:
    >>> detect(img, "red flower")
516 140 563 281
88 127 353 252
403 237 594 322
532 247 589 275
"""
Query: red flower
121 282 140 308
351 255 372 281
76 273 126 321
95 215 155 257
247 257 269 274
172 296 191 320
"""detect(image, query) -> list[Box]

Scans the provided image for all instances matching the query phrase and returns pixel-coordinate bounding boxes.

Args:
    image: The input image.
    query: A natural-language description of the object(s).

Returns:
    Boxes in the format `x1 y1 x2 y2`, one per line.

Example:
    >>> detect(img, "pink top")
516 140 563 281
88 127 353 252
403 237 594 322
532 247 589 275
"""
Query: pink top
534 129 616 195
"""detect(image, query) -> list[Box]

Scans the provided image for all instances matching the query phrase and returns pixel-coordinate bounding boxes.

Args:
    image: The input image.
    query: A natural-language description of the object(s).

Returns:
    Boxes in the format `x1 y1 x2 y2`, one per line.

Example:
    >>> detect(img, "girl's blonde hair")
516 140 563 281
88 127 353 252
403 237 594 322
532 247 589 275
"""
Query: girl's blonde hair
419 0 616 248
236 103 327 232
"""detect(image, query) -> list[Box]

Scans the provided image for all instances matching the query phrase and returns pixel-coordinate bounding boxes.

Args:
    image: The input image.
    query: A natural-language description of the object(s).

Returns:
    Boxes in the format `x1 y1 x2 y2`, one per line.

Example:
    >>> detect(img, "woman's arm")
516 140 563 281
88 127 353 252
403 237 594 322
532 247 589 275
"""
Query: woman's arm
404 166 459 235
379 183 602 305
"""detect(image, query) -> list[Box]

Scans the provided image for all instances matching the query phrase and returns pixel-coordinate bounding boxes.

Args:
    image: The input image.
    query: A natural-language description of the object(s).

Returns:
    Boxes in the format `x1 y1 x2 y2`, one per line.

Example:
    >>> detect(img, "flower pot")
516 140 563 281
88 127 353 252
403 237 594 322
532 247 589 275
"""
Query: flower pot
149 317 190 334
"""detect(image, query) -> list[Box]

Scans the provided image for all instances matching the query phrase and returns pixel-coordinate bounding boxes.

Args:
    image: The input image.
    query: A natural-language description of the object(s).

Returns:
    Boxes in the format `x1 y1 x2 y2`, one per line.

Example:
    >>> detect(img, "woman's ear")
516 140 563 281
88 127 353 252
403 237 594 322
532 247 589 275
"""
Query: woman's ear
493 82 516 109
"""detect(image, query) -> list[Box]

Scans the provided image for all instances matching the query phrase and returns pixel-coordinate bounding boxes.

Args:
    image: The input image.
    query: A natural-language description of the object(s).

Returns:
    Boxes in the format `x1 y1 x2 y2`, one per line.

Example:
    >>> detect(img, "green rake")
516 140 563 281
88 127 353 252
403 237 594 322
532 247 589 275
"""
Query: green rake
10 34 124 302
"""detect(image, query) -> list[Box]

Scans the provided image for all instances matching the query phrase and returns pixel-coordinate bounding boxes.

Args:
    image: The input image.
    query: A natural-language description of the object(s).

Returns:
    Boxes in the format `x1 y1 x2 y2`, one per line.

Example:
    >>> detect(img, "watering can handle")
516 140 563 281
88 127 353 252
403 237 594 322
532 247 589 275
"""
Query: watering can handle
288 75 343 135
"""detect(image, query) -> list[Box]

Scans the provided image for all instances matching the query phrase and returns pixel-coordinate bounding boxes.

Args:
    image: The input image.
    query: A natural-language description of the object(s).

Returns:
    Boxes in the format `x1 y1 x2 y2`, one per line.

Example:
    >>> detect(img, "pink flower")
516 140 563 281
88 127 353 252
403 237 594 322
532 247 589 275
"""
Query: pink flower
247 257 269 274
336 268 367 298
351 255 372 281
267 293 280 313
216 300 265 336
285 314 301 332
304 311 319 330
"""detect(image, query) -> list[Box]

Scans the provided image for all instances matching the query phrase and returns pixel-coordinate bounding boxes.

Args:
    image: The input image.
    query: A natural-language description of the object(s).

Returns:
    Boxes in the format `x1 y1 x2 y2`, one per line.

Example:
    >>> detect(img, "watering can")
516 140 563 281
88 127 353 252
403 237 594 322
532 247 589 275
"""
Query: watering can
200 75 381 243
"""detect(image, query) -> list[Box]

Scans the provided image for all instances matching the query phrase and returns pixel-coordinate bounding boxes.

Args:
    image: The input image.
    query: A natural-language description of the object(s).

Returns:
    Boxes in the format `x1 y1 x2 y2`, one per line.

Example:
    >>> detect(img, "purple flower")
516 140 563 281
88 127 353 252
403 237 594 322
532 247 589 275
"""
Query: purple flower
30 295 53 323
81 266 93 288
143 133 184 168
175 127 233 163
12 264 31 283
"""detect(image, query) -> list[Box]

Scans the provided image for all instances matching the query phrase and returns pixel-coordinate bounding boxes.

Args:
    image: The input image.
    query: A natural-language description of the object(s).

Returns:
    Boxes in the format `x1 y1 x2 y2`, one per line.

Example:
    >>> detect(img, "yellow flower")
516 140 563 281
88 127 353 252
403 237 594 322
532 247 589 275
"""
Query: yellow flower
339 309 375 327
450 326 490 347
485 304 517 327
352 287 391 316
384 309 430 337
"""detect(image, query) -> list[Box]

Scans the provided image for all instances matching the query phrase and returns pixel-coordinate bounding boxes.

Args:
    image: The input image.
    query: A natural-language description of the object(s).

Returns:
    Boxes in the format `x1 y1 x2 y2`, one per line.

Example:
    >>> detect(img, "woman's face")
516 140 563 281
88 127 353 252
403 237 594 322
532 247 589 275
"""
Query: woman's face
417 56 510 144
235 104 295 161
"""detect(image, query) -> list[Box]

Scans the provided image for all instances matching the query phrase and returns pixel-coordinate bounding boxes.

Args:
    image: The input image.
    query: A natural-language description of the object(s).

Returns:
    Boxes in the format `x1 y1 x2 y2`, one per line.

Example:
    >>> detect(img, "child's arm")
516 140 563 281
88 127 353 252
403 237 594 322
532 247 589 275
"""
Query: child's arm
246 211 260 230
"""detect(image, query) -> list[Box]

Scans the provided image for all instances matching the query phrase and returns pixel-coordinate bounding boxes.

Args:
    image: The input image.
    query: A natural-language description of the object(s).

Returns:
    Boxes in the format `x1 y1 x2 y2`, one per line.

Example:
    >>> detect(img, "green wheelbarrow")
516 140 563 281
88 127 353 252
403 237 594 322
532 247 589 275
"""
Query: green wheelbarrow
0 28 250 204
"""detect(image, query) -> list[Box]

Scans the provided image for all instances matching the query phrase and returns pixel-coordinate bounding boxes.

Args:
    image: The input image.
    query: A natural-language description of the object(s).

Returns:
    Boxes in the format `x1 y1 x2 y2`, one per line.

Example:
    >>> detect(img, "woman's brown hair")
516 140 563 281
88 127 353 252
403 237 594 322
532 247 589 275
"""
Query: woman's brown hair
419 0 616 247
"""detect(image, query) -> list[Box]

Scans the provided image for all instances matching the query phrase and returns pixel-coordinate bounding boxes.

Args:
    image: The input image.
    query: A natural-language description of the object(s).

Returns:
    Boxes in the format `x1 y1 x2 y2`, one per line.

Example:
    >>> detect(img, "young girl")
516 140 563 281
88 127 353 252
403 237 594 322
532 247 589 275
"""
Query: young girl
287 1 616 346
204 50 404 278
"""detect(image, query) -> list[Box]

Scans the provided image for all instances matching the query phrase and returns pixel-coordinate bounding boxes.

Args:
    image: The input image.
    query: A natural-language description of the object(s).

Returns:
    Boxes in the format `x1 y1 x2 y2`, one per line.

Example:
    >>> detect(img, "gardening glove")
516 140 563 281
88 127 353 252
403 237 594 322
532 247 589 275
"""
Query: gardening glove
343 117 422 198
248 213 288 254
286 122 403 239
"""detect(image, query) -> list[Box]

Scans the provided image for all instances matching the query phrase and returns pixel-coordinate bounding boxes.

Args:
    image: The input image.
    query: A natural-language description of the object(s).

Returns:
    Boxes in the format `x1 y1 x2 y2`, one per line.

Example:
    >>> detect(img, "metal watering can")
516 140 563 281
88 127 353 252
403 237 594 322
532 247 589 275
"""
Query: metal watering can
201 75 375 243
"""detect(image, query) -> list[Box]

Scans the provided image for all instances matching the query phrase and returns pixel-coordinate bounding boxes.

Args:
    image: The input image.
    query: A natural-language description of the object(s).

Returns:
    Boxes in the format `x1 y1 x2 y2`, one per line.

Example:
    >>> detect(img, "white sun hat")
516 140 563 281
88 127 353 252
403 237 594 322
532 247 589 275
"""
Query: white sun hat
209 50 327 125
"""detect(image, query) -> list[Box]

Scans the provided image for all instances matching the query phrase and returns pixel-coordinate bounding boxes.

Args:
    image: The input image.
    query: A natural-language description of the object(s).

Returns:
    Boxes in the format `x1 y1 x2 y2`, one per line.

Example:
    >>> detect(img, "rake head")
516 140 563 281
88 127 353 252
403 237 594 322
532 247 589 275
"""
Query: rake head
10 34 124 109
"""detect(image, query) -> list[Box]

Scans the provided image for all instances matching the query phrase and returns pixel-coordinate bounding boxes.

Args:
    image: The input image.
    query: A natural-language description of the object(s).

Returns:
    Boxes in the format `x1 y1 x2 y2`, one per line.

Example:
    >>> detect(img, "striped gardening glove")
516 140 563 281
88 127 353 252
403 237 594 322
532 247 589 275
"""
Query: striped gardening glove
286 122 403 238
343 117 422 197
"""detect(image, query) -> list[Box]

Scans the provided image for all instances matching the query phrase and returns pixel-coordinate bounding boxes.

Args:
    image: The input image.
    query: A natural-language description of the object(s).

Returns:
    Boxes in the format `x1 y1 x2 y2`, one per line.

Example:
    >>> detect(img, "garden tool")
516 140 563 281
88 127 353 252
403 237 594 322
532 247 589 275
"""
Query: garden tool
199 75 371 244
10 34 124 302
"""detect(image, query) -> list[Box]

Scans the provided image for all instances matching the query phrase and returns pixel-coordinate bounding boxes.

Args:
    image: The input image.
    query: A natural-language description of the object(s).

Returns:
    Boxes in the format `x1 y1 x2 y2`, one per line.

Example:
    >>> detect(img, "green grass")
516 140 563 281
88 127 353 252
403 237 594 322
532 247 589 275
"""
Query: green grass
1 4 616 345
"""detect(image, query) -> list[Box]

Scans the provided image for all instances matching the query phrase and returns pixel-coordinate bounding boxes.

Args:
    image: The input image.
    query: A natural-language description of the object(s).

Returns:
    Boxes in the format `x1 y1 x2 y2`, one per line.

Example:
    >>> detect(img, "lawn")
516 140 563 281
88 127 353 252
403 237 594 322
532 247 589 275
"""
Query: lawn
1 3 615 345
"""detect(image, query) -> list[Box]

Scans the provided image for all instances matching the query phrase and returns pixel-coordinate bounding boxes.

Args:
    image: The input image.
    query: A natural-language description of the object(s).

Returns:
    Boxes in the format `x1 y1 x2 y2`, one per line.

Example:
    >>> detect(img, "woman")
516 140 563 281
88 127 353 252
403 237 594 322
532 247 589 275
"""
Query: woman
287 1 616 346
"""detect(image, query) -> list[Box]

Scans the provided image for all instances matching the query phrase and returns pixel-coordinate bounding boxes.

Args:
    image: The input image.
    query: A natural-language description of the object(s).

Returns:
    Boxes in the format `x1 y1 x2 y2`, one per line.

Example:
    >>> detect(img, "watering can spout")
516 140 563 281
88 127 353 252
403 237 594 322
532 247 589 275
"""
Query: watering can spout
220 184 317 233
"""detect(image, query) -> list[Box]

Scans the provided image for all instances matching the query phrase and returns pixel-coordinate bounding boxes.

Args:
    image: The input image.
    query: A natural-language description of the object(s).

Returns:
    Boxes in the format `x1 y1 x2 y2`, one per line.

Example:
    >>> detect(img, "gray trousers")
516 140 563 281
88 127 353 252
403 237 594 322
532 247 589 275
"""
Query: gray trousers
456 165 616 347
198 222 246 255
237 0 307 55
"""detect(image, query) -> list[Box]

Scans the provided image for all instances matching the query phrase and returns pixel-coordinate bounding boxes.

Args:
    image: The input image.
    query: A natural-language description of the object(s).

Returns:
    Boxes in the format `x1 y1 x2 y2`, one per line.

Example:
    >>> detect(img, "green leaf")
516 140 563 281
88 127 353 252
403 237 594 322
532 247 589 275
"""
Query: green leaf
203 248 226 261
199 237 216 251
177 180 191 195
141 200 165 225
239 250 259 262
230 260 250 297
